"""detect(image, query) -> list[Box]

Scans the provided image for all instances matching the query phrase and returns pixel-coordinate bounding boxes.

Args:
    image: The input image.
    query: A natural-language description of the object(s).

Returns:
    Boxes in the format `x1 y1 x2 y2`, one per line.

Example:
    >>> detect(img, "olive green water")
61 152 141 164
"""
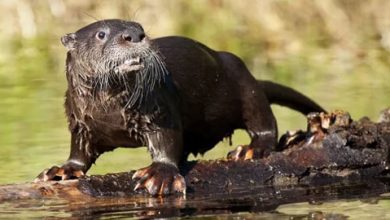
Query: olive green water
0 36 389 186
1 35 389 220
1 0 390 218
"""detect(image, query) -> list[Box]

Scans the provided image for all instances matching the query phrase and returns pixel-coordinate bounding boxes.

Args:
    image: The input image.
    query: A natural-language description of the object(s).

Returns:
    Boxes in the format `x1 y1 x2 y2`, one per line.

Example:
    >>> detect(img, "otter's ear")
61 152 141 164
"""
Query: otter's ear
61 33 77 50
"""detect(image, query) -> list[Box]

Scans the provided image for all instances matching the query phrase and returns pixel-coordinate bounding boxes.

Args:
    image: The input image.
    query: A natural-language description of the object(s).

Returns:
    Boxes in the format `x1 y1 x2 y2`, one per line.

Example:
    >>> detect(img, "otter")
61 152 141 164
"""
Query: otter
36 19 325 196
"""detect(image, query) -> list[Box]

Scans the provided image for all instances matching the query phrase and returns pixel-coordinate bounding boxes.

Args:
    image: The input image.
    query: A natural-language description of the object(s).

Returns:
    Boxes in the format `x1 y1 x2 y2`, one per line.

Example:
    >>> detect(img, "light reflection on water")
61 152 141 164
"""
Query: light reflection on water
277 197 390 220
0 186 390 219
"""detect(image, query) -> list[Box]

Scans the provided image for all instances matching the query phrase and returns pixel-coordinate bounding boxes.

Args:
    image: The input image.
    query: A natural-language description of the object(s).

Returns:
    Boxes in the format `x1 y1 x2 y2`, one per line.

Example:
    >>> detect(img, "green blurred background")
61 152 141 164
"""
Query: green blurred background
0 0 389 184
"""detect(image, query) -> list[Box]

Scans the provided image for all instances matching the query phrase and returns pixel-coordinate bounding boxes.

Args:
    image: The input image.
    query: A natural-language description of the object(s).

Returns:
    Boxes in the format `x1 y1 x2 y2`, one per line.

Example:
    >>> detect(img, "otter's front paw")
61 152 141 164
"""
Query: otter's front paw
132 162 186 196
34 163 85 182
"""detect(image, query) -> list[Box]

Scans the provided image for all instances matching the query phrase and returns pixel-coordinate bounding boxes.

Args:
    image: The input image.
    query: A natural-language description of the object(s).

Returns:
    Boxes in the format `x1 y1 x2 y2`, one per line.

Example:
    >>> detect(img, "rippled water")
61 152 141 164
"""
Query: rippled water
1 183 390 219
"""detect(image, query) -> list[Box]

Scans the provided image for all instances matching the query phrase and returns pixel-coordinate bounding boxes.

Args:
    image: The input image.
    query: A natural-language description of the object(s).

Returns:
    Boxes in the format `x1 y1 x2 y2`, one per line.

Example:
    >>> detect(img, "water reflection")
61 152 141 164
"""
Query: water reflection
1 181 390 219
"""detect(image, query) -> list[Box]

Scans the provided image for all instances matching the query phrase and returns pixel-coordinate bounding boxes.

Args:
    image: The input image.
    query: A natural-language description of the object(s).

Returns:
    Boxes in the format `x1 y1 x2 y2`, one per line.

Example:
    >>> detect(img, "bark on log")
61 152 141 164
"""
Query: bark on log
1 109 390 202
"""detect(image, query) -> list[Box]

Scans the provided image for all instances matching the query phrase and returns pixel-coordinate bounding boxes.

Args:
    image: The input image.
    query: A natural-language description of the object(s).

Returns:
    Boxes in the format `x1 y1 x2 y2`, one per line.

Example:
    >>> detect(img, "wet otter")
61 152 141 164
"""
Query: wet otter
36 19 325 196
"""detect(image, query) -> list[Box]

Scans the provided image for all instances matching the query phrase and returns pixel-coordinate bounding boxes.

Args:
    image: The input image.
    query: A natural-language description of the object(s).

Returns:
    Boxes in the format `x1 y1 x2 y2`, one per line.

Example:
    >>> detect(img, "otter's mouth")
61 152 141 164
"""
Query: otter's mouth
114 57 144 74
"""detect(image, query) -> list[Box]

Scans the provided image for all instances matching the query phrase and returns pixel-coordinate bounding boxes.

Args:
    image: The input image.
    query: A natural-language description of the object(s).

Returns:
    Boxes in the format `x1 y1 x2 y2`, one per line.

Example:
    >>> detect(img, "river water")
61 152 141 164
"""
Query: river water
0 35 389 218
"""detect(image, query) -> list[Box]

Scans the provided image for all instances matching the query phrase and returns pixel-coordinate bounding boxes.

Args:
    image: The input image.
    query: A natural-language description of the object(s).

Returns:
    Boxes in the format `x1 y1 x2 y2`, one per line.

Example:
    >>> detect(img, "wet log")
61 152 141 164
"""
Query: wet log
1 109 390 201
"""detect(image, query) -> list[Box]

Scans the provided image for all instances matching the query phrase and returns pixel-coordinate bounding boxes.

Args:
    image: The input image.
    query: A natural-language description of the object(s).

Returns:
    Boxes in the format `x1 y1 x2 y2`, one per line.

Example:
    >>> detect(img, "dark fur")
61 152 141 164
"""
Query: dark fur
37 19 325 194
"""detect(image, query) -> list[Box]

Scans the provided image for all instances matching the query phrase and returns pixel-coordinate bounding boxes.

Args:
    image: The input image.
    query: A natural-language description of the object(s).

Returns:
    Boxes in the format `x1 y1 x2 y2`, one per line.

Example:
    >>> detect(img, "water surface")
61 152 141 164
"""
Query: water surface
1 16 390 218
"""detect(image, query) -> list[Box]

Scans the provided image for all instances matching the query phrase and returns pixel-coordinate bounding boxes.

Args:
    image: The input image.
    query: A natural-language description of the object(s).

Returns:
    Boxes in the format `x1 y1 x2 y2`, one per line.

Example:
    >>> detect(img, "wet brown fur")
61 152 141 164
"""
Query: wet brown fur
37 19 325 195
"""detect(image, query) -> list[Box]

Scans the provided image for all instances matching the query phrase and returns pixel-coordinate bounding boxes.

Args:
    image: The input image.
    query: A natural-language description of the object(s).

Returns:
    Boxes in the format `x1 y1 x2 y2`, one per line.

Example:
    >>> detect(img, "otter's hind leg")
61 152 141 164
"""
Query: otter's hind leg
228 85 278 160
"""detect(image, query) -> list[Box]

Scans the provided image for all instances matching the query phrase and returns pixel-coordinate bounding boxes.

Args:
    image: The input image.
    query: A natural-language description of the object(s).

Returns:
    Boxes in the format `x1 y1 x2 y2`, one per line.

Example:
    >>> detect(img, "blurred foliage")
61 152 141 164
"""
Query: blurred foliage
0 0 389 184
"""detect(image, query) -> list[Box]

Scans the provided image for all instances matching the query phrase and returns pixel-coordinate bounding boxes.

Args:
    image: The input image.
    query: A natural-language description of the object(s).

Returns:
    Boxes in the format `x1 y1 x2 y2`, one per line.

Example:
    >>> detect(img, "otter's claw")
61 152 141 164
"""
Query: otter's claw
35 164 85 182
227 145 255 161
132 162 186 196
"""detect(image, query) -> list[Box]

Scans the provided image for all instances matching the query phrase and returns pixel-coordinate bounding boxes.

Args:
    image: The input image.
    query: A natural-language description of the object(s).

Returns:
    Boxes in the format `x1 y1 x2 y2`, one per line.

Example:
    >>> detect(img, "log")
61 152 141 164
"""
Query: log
1 109 390 202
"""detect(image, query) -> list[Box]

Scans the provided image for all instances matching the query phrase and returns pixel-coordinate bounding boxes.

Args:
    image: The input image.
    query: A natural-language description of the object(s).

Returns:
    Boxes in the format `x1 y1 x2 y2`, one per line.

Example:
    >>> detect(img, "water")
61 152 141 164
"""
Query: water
1 54 388 185
1 183 390 219
277 197 390 220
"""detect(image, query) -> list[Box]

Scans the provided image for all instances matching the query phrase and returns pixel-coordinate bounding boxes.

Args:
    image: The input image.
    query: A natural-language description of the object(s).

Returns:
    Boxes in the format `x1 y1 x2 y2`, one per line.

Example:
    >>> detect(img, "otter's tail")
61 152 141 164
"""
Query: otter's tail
258 80 326 115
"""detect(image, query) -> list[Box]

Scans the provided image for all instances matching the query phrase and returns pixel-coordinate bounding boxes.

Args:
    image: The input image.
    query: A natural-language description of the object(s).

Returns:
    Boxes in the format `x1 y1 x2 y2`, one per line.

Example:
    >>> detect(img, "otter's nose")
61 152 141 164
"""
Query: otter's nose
122 31 145 43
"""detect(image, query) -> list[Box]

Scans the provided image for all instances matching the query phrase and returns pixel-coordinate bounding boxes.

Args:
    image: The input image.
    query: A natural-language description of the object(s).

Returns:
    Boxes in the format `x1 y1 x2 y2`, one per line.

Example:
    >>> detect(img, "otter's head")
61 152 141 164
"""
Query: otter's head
62 19 168 108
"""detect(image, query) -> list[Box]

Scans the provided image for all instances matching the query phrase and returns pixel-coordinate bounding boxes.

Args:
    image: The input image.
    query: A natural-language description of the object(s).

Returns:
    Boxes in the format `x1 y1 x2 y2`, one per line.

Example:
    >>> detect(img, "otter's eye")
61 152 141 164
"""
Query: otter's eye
96 31 106 40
